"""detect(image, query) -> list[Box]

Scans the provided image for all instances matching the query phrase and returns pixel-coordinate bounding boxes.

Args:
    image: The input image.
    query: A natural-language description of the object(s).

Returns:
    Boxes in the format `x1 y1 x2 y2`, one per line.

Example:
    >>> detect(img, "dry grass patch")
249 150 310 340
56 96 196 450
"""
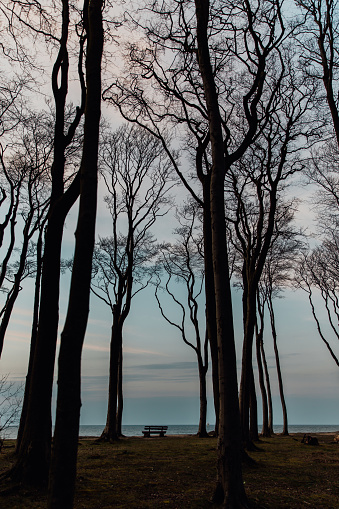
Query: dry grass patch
0 433 338 508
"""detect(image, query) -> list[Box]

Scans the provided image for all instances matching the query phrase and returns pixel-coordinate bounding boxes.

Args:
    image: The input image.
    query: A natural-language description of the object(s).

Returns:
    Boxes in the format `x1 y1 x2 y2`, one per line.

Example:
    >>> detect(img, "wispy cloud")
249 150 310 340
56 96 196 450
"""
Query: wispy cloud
82 343 164 356
11 307 33 317
83 343 110 353
123 346 165 356
5 330 31 343
87 317 111 328
132 362 197 370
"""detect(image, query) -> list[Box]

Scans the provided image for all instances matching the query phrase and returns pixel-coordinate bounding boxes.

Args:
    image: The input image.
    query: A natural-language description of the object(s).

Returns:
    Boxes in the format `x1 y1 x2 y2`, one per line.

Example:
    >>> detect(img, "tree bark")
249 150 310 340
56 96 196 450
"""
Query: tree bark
260 334 274 435
202 178 219 435
268 295 288 436
255 308 271 437
239 279 258 448
16 223 44 453
197 355 208 438
116 340 123 437
249 366 259 443
194 0 248 505
13 0 84 484
101 319 122 442
47 1 103 506
15 212 66 484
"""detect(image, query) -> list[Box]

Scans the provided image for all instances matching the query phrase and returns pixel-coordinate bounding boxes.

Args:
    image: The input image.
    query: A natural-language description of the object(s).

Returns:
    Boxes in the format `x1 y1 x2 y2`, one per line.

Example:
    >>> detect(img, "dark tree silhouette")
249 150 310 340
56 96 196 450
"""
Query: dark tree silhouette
91 124 172 441
296 246 339 367
255 289 273 437
293 0 339 368
225 51 320 446
295 0 339 143
47 0 104 506
155 204 209 437
0 113 52 357
258 206 304 435
12 0 86 486
105 0 289 501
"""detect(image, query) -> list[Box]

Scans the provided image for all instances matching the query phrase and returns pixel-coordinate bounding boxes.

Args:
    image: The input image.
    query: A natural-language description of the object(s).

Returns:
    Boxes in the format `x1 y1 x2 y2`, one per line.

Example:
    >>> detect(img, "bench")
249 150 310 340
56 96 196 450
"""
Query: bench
142 425 168 437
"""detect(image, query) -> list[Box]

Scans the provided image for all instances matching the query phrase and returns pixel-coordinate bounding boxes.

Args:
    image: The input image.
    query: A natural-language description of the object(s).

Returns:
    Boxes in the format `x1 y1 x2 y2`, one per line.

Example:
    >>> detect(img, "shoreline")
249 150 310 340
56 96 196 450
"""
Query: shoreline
76 430 339 440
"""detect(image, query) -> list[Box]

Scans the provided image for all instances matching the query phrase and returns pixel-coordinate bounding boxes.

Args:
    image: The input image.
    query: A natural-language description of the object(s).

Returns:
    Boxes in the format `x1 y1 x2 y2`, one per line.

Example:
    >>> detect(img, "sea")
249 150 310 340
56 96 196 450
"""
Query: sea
3 423 339 439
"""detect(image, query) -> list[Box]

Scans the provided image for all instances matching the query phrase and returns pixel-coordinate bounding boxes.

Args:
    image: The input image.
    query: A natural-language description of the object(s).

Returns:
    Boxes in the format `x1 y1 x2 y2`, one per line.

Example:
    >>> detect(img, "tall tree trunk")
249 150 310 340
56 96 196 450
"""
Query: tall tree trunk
14 176 80 484
47 1 103 506
249 366 259 443
16 224 44 453
260 334 274 435
14 214 65 484
268 295 288 436
101 319 122 442
197 356 208 438
13 0 83 484
255 308 270 437
194 1 248 505
116 341 123 437
239 282 257 448
203 178 219 435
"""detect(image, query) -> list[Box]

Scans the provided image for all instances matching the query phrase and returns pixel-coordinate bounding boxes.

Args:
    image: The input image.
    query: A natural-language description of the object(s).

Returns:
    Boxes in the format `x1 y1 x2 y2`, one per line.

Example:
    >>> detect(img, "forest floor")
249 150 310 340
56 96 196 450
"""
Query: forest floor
0 432 338 508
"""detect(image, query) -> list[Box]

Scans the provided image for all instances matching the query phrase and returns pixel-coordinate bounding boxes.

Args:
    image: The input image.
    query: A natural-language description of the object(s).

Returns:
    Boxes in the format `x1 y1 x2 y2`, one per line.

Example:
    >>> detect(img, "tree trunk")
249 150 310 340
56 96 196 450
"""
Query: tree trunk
13 0 82 485
16 224 44 453
268 295 288 436
194 1 248 505
47 1 103 506
101 319 122 442
197 356 208 438
14 176 80 485
239 281 257 448
260 335 274 435
203 177 219 435
116 341 123 437
14 214 65 484
255 312 270 437
249 366 259 443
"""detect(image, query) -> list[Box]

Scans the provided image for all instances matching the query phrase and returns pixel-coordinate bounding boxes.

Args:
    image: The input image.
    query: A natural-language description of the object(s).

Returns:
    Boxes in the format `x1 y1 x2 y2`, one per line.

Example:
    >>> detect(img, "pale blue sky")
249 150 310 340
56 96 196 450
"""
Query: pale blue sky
0 139 338 428
2 222 338 427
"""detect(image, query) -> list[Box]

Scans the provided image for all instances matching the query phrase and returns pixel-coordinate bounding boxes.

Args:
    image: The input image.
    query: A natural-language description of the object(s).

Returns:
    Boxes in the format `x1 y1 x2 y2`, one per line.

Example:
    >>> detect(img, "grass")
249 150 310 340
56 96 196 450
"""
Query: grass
0 433 338 508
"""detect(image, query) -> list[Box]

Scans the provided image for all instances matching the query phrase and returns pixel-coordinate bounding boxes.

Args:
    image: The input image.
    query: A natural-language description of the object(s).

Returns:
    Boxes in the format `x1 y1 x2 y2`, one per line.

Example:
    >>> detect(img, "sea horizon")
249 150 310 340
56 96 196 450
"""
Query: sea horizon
4 423 339 439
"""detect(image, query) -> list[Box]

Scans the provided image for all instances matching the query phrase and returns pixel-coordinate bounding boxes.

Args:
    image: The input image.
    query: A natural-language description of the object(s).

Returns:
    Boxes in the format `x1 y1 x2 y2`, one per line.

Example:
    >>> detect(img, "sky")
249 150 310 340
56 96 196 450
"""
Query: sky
1 187 339 429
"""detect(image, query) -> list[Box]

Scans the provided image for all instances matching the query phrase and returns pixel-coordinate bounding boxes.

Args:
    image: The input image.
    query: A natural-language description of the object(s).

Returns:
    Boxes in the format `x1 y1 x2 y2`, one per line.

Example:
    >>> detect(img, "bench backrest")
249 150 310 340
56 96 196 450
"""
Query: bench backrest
144 425 168 431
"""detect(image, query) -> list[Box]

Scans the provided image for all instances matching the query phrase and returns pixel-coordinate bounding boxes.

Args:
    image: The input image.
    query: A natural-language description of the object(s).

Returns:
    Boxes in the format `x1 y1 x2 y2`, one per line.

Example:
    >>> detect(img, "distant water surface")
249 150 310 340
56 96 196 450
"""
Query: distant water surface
4 424 339 439
79 424 339 437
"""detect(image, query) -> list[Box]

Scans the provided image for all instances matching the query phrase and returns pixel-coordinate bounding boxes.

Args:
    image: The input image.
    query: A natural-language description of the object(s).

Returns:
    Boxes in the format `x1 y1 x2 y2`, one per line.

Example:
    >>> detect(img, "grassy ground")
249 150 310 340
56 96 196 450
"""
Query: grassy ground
0 433 338 508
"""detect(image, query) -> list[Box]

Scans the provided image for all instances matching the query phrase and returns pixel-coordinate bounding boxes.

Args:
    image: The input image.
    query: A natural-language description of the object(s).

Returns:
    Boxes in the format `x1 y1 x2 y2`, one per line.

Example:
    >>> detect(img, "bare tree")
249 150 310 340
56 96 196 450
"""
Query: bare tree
47 0 104 506
293 0 339 368
11 0 87 486
91 124 173 441
296 245 339 367
155 203 209 437
257 208 304 435
225 47 320 446
0 113 52 357
104 0 290 502
295 0 339 143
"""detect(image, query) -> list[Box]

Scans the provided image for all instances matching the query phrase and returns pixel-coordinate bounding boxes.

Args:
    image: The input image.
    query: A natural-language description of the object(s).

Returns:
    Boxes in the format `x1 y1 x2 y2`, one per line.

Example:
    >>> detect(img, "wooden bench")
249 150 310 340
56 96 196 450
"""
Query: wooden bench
142 425 168 437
